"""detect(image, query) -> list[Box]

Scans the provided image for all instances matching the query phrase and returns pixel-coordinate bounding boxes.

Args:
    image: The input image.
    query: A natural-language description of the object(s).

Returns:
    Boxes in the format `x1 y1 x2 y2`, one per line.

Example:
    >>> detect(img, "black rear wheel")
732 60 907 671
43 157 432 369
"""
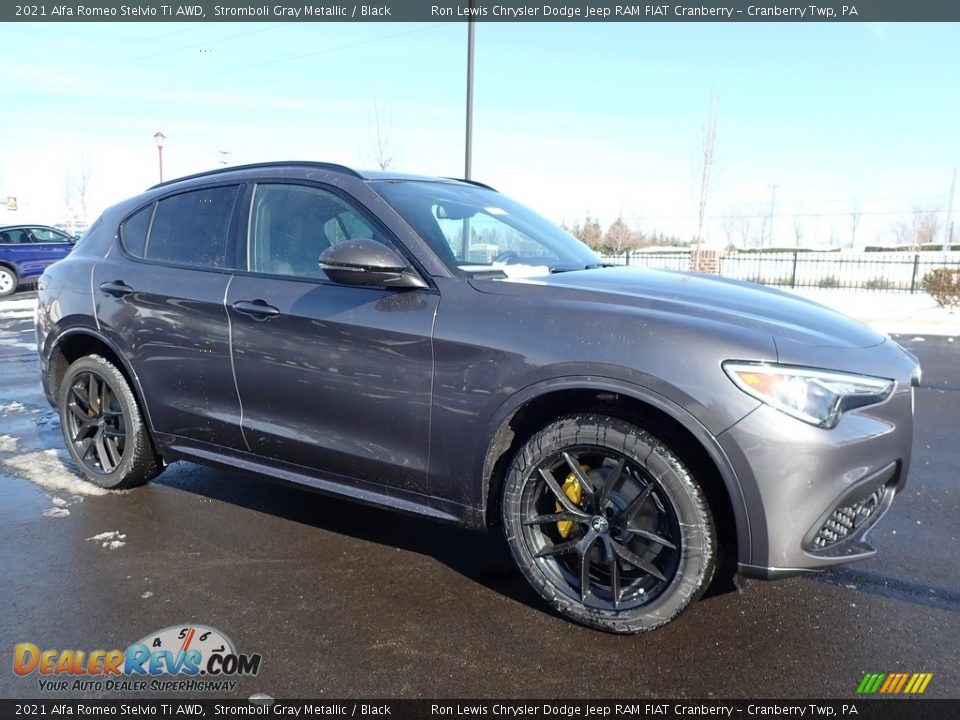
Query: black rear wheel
502 415 716 633
58 355 162 489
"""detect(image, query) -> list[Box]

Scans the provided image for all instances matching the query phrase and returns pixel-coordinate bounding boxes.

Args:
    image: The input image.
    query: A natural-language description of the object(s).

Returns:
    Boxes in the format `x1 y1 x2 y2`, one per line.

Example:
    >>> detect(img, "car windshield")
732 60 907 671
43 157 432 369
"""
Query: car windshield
371 180 602 277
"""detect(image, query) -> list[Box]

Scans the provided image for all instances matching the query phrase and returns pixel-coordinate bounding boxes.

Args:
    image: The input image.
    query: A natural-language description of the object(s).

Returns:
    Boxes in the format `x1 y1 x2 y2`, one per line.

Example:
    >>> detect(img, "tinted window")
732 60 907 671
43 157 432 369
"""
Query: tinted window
248 183 392 280
120 206 154 258
0 228 30 244
30 228 73 243
146 186 239 269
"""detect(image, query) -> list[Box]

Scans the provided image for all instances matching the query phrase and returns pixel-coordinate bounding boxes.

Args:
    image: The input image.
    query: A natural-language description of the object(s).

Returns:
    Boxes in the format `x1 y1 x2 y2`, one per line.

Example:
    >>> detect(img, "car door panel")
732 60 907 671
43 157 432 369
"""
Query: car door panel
227 276 437 492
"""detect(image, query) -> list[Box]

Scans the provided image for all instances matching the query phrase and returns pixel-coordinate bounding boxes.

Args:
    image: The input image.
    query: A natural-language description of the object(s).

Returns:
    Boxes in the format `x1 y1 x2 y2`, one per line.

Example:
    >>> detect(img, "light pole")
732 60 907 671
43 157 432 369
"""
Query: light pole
464 5 475 181
153 131 166 183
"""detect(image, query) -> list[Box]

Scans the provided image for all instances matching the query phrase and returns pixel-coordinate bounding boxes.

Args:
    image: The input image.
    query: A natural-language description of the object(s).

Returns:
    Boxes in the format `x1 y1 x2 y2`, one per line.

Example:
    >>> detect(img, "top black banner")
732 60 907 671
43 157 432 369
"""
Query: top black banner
5 1 960 23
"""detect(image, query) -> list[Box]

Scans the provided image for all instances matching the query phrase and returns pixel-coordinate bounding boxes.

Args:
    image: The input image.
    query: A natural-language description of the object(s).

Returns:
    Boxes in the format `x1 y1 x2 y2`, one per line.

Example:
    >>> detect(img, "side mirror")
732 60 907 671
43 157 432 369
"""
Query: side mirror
319 238 427 289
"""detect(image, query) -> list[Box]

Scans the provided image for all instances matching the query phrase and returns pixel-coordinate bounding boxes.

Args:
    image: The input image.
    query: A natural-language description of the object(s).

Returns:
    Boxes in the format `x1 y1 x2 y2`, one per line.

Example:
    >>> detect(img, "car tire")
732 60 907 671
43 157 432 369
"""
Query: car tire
502 414 716 633
0 266 17 297
58 354 163 489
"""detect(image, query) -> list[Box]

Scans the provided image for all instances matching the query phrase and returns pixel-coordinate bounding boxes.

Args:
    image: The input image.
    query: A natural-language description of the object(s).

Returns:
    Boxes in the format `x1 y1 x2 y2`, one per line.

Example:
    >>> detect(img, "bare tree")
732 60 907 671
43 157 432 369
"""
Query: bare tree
849 199 861 248
369 98 394 170
754 211 769 249
75 148 91 221
793 218 804 248
913 206 940 247
720 215 737 250
693 93 719 267
735 215 754 249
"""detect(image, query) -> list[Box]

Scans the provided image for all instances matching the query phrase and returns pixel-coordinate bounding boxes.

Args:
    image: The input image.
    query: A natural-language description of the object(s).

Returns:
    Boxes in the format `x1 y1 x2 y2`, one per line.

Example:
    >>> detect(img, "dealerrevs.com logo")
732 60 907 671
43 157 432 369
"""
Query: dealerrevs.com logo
14 624 262 693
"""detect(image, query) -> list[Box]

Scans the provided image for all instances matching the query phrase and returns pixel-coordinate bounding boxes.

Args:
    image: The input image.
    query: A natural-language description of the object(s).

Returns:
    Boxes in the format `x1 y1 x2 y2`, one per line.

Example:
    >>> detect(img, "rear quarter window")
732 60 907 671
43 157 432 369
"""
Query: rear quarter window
120 206 154 258
143 186 240 269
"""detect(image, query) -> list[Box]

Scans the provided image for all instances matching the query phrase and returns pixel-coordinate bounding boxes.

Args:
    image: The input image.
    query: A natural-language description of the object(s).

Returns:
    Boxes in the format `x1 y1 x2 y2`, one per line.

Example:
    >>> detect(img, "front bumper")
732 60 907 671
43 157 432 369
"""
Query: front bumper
719 368 915 579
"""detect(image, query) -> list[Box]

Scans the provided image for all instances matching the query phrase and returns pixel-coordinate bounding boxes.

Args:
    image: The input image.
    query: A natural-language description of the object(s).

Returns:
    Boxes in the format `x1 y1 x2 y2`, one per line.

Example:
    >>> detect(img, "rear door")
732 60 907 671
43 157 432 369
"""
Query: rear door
0 227 43 279
93 184 247 449
226 182 438 493
26 227 75 273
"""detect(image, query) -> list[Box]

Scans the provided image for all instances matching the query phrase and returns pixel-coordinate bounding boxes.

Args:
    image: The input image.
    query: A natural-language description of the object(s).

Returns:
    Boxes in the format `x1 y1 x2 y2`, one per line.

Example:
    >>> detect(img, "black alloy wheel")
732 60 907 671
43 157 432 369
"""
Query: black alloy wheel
65 369 127 475
521 446 682 611
58 355 163 489
503 415 716 633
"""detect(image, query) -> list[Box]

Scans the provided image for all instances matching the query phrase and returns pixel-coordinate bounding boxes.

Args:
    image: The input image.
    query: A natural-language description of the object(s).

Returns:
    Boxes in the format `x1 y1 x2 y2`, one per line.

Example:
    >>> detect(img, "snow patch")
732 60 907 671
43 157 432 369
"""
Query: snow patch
0 298 38 312
1 449 111 496
0 401 27 414
86 531 127 550
87 531 126 542
0 435 17 452
50 496 69 507
0 309 36 320
141 591 154 599
42 507 70 518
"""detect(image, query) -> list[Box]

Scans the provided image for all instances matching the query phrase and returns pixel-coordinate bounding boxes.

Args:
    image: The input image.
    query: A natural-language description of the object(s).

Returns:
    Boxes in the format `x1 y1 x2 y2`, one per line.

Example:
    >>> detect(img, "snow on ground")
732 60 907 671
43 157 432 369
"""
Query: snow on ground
786 288 958 338
86 530 126 550
1 449 110 496
0 298 37 319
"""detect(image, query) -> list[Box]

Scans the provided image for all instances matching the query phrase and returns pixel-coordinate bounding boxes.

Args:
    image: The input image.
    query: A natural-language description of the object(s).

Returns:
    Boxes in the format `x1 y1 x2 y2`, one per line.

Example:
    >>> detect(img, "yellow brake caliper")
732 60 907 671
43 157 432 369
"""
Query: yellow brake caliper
556 466 589 538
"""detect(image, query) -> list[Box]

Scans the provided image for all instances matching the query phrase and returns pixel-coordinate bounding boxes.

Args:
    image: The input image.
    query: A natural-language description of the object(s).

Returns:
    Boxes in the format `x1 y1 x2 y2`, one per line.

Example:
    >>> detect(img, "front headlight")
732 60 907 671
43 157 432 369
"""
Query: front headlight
723 362 894 429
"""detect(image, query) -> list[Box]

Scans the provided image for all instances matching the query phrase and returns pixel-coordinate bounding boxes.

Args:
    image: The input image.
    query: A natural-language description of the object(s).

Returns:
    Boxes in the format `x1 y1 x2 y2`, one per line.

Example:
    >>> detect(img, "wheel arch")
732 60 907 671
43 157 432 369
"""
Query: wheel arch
478 378 752 567
0 260 19 282
46 327 156 435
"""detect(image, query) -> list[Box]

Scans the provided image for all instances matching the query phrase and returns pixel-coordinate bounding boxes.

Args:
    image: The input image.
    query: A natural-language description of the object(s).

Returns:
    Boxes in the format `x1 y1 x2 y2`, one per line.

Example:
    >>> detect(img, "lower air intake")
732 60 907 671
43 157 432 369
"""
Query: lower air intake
812 488 885 550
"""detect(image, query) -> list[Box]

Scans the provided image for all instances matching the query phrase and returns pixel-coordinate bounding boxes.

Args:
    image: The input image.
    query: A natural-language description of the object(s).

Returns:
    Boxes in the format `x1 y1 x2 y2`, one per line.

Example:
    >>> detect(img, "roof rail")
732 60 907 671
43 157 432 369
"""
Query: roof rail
148 161 363 190
442 177 497 191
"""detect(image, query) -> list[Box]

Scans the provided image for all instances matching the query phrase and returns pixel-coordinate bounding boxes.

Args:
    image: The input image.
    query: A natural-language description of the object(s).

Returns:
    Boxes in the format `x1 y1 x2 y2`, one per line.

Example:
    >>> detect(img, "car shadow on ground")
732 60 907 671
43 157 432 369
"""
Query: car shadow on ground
153 460 740 619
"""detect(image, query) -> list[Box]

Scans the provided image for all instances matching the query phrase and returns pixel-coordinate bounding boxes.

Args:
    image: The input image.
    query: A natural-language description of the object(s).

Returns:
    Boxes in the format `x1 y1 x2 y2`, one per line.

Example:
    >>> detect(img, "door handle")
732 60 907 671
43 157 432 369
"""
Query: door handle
232 299 280 319
99 280 134 297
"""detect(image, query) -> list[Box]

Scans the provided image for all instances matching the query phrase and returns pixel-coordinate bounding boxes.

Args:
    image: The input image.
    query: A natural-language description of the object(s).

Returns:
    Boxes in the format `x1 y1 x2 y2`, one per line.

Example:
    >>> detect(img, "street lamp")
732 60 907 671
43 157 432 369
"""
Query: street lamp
153 131 166 183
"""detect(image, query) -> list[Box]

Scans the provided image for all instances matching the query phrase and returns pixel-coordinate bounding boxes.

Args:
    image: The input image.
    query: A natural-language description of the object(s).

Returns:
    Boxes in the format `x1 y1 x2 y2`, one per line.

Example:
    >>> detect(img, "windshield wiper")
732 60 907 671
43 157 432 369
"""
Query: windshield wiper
550 263 613 273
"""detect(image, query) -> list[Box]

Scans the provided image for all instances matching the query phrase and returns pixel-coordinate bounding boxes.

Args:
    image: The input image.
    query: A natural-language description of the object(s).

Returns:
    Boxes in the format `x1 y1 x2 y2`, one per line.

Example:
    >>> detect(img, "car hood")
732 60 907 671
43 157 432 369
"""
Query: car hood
473 266 886 350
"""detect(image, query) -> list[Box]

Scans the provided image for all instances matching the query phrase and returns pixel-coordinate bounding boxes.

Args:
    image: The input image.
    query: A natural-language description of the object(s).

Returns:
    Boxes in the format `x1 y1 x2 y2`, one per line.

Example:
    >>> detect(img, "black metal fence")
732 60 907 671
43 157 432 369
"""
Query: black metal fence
602 250 960 293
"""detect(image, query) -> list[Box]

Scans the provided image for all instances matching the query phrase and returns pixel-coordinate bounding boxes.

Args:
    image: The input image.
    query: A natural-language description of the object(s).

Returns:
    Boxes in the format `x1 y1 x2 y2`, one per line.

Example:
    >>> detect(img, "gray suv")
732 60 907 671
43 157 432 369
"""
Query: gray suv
36 162 920 633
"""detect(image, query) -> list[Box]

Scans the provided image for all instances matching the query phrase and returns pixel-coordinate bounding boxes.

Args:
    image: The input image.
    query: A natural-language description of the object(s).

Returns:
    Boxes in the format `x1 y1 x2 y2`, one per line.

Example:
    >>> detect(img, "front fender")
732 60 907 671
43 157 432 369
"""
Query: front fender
475 374 754 566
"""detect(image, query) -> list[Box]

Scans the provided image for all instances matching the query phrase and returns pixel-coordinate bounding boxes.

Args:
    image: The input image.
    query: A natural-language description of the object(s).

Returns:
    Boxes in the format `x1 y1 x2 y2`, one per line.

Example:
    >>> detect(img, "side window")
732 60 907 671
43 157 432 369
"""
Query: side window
0 229 29 244
30 228 72 243
120 205 154 258
248 183 392 280
145 186 239 269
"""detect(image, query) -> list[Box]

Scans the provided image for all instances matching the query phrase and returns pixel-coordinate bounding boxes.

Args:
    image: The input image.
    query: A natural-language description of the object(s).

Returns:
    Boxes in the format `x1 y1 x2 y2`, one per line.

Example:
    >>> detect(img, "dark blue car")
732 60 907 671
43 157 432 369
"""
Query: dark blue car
0 225 76 296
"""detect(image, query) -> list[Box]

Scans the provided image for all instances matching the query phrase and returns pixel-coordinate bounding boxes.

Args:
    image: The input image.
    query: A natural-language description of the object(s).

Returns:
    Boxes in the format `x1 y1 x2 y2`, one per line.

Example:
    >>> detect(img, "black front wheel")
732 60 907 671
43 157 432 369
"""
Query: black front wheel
58 355 162 489
502 415 716 633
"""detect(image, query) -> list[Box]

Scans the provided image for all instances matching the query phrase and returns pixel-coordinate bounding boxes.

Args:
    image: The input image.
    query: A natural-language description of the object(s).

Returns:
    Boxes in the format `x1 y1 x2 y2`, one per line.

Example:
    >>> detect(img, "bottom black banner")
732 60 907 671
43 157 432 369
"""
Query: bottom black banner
1 699 955 720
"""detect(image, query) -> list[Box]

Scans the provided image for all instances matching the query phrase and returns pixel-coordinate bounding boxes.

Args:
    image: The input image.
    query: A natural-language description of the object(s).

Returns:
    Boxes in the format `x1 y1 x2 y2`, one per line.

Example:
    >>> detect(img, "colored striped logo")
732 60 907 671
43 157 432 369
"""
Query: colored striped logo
857 672 933 694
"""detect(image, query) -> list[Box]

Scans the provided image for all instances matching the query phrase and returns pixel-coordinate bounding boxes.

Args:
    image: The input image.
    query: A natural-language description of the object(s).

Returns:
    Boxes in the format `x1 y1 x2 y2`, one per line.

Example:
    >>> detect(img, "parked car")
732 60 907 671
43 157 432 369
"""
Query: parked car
0 224 76 297
35 162 921 633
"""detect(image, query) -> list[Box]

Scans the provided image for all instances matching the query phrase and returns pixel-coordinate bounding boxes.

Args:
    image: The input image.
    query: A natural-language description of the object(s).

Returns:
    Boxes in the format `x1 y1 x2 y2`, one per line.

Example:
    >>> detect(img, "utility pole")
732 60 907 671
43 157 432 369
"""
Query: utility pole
943 167 956 255
767 184 779 247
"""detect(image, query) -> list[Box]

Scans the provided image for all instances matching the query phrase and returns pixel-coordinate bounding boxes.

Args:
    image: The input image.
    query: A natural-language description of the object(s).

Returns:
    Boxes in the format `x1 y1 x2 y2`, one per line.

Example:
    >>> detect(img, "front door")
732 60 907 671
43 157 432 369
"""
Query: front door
226 182 438 493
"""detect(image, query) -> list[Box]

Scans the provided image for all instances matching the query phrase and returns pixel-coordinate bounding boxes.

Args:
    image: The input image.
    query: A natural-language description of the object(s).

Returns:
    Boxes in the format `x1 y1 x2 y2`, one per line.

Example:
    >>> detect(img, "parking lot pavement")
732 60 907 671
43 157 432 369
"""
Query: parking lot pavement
1 291 957 700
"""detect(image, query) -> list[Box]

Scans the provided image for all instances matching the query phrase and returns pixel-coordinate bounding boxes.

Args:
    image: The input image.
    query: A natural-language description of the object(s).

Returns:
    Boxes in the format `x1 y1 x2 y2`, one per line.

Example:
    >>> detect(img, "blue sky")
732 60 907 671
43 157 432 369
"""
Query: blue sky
1 21 958 247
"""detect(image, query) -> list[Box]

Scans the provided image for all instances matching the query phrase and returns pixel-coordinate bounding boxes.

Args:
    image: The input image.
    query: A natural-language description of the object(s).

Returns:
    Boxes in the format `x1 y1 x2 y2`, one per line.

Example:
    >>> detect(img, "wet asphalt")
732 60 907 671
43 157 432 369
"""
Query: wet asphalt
0 290 957 700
